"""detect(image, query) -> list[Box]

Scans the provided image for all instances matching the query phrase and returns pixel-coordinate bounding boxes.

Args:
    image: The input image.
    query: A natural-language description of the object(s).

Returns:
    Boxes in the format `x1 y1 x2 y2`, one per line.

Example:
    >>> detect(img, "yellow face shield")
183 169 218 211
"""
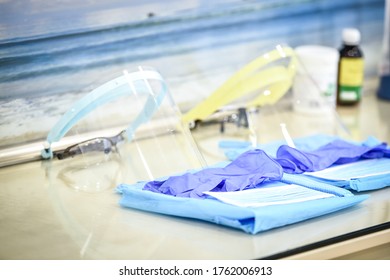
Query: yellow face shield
182 44 297 124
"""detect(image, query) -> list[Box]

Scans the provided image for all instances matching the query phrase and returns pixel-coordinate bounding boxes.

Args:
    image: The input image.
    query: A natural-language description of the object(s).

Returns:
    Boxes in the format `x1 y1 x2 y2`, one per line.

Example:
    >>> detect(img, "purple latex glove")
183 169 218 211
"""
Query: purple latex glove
276 139 390 174
143 149 283 198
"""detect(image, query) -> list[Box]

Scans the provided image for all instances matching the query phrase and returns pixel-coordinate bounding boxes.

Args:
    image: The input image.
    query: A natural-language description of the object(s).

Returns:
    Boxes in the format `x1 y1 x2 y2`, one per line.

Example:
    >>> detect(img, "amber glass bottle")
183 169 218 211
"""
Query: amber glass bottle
336 28 364 105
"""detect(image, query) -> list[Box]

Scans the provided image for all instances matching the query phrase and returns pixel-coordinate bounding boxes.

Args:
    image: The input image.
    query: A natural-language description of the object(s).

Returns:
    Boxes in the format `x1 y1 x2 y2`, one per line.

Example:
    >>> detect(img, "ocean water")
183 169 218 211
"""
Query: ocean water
0 0 385 146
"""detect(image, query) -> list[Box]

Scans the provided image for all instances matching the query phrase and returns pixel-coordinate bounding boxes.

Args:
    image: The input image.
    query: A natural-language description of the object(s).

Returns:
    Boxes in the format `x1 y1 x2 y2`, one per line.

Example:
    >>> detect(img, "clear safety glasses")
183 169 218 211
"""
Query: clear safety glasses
41 68 166 160
53 130 125 160
189 107 252 133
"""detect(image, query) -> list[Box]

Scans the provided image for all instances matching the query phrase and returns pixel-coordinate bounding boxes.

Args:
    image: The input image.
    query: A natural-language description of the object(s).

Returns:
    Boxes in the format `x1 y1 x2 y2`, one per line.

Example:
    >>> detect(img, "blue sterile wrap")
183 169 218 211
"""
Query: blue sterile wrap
117 182 368 234
296 159 390 192
116 134 384 233
117 144 369 234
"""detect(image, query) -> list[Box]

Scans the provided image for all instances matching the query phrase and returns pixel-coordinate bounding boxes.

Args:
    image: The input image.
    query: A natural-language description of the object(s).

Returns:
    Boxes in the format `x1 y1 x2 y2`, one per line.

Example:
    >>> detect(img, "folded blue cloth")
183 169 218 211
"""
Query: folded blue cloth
117 134 372 234
299 158 390 192
143 149 283 198
118 182 368 234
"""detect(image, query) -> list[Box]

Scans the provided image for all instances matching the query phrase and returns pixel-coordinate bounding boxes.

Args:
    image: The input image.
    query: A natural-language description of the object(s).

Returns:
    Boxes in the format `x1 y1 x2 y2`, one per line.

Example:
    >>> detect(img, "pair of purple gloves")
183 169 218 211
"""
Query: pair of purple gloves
143 139 390 198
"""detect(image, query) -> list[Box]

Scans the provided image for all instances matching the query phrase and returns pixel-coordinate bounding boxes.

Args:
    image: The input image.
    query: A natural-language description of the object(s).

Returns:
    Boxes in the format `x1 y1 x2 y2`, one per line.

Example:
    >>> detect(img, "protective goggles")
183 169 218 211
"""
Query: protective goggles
41 68 165 160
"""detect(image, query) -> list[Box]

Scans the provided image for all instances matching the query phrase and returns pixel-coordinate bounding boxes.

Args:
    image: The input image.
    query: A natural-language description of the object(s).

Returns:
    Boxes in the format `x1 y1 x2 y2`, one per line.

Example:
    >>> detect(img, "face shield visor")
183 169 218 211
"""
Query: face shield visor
43 66 206 193
183 44 350 164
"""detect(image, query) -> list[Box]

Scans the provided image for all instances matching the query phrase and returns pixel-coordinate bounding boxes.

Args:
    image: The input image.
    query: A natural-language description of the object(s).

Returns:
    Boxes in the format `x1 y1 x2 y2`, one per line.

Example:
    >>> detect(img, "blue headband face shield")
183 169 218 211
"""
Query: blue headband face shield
43 67 206 193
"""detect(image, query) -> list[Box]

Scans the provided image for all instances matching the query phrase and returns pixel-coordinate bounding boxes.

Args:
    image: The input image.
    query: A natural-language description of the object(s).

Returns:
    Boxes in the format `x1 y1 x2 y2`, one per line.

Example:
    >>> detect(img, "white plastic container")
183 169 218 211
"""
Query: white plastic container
293 45 339 113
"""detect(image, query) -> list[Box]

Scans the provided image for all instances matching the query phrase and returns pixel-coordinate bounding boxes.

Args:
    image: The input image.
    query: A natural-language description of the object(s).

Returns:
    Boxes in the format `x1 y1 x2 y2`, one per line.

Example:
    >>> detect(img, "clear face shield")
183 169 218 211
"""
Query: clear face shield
184 44 350 164
42 66 206 193
38 66 210 257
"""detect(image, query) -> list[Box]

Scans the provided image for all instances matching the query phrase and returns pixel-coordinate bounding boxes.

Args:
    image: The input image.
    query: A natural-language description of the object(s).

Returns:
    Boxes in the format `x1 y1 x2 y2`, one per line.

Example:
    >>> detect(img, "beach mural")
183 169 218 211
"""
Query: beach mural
0 0 386 147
